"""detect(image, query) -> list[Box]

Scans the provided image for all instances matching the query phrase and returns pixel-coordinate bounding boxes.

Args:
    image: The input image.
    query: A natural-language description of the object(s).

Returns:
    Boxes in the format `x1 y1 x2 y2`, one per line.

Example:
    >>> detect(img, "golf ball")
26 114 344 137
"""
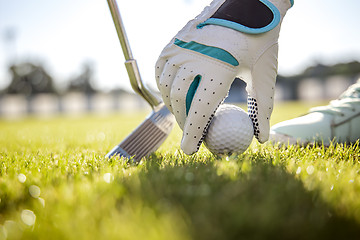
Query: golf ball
204 104 254 155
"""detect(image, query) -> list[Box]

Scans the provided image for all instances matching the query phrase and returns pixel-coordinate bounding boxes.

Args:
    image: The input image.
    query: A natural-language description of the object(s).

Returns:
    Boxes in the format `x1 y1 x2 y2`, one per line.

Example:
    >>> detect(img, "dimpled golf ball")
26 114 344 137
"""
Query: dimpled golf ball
204 104 254 155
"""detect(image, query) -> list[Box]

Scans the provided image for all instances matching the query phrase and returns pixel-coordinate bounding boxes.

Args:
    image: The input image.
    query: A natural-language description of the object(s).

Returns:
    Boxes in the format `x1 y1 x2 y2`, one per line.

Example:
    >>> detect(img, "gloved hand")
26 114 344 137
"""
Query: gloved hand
156 0 294 155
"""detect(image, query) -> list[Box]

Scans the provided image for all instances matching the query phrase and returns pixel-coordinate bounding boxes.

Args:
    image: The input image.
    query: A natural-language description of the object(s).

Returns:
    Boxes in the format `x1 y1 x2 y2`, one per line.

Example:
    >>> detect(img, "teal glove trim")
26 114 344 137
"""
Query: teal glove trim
174 38 239 66
197 0 280 34
290 0 294 7
186 75 202 116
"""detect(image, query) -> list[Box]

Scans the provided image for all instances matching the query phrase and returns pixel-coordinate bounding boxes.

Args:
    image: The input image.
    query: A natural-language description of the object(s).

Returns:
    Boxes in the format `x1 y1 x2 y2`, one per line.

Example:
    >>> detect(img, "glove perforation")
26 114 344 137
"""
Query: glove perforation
248 96 260 139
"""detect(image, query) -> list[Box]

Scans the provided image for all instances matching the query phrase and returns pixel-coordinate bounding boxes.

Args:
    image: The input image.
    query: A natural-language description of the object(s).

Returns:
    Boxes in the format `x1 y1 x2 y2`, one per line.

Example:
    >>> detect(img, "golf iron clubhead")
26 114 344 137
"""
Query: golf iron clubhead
106 103 174 161
105 0 175 162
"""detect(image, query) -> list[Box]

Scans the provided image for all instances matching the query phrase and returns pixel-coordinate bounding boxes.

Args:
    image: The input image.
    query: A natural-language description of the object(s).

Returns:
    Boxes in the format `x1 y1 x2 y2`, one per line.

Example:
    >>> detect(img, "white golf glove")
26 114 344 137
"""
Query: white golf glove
156 0 294 155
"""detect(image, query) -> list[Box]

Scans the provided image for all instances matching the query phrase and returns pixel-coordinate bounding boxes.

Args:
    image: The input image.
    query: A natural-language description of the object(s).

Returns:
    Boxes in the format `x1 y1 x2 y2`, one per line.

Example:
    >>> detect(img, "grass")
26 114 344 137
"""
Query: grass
1 101 360 239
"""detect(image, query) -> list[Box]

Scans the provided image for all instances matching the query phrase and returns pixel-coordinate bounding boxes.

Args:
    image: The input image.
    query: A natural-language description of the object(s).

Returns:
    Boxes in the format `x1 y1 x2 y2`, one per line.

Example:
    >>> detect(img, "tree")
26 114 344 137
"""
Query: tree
67 62 96 94
6 62 56 96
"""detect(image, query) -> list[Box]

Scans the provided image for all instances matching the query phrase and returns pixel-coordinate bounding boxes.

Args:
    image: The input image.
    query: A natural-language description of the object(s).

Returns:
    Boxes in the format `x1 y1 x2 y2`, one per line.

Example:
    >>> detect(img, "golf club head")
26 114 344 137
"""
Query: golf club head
106 103 175 162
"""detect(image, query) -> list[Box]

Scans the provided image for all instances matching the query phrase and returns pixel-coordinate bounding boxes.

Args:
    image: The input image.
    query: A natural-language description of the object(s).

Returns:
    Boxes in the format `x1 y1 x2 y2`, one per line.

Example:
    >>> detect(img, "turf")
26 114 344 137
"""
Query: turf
1 101 360 239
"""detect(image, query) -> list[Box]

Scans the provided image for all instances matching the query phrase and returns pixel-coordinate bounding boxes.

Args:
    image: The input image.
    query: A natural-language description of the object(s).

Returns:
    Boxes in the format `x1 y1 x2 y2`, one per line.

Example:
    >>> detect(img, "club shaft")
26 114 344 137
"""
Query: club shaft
106 0 133 60
106 0 160 108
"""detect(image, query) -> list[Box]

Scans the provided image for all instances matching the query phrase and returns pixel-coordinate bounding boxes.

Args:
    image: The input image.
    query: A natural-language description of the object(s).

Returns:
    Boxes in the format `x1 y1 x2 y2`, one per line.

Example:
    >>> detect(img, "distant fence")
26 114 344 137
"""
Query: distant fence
0 75 357 119
275 75 358 101
0 92 150 119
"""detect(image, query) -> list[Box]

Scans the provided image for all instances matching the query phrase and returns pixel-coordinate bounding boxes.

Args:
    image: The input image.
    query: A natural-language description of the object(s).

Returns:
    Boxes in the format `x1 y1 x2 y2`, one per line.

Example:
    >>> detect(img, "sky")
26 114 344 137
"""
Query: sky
1 0 360 92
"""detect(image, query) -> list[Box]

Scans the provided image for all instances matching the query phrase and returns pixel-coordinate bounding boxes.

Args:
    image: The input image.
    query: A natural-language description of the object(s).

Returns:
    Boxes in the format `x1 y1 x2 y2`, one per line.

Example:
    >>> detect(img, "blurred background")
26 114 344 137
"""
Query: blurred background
0 0 360 118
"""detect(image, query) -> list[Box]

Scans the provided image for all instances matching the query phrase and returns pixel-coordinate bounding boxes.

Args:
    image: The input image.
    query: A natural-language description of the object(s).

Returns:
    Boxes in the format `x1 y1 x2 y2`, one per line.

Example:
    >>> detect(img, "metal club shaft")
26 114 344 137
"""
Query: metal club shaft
106 0 160 108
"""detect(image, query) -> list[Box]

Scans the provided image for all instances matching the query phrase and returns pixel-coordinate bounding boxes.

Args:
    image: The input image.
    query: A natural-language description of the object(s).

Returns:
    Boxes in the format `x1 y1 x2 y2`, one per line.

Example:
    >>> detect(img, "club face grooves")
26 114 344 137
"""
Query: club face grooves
106 104 174 162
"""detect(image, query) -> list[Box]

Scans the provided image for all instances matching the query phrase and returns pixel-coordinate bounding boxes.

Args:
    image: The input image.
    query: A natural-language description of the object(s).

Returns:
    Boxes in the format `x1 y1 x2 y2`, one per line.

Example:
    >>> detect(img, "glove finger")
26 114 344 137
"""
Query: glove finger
170 65 200 130
155 57 167 89
156 59 180 113
181 73 234 155
155 43 179 86
245 43 278 143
